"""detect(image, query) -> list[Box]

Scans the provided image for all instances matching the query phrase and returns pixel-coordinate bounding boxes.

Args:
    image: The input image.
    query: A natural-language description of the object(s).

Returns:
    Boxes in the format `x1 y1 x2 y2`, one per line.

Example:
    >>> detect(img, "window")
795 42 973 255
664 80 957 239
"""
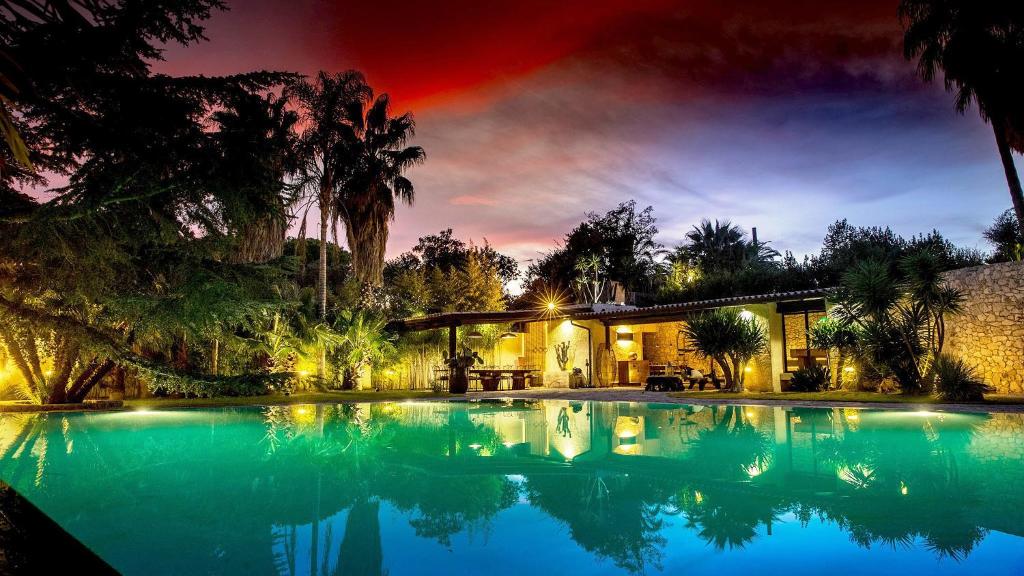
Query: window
778 300 827 373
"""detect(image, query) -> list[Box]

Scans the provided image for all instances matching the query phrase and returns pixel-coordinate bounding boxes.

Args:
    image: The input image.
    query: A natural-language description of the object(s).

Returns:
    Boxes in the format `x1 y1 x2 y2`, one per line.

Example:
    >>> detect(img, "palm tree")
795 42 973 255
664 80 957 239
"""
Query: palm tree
900 0 1024 230
338 93 425 286
212 92 298 265
331 310 396 390
682 219 748 273
290 71 372 318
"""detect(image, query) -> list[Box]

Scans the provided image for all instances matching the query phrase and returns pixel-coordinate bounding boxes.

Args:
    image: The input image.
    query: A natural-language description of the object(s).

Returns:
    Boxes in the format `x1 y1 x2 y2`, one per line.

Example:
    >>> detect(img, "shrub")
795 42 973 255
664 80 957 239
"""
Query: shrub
788 364 831 392
148 372 294 398
933 354 993 402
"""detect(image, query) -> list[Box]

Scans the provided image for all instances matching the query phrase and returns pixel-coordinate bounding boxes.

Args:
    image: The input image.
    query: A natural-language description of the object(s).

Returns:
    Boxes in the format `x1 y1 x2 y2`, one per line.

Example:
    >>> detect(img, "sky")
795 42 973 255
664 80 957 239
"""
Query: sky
156 0 1018 270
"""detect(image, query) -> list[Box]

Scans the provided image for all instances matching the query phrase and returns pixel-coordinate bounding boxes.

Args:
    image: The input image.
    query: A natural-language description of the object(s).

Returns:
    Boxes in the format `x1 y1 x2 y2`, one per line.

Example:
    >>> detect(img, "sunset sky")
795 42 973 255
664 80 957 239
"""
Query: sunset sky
158 0 1015 269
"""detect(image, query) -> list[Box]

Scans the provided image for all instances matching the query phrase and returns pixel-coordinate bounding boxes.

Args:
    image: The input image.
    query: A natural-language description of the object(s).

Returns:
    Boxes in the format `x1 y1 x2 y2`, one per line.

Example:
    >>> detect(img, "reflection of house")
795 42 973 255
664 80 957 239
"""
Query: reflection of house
391 289 833 391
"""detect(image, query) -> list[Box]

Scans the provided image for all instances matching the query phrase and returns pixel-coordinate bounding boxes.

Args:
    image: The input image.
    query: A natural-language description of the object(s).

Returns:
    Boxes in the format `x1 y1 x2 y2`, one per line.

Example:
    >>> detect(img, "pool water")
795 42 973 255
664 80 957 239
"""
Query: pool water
1 400 1023 575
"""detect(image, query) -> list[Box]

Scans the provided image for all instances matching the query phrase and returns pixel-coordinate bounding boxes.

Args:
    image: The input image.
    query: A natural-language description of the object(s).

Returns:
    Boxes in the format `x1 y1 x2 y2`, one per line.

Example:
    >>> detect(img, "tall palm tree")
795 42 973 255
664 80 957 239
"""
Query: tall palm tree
338 93 425 286
290 71 372 317
900 0 1024 229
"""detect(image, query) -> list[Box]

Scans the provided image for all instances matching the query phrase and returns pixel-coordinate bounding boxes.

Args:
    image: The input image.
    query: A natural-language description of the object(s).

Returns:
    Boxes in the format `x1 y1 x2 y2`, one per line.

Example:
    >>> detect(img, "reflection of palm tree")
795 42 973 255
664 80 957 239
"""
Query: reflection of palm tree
336 499 383 576
678 405 778 550
817 411 991 561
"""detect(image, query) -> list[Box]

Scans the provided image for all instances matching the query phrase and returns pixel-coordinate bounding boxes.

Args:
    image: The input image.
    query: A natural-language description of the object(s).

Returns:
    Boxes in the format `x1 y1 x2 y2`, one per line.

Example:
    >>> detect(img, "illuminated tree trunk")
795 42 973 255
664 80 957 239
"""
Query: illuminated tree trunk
211 339 219 376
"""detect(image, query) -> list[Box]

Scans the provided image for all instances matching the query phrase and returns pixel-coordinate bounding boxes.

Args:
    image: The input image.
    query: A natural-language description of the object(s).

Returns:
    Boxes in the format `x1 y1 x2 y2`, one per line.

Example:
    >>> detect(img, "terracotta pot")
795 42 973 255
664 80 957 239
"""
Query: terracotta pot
449 371 469 394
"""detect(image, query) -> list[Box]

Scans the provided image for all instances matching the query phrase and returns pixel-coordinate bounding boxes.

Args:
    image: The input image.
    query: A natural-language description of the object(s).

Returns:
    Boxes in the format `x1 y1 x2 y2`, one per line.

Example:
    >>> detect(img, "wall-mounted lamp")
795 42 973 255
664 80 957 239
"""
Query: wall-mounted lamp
467 330 483 340
616 332 634 342
499 332 517 340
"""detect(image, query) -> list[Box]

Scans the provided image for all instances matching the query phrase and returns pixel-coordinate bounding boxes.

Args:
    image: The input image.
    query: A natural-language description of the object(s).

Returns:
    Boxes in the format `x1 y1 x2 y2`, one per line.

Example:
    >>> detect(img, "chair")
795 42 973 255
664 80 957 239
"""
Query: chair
433 366 449 387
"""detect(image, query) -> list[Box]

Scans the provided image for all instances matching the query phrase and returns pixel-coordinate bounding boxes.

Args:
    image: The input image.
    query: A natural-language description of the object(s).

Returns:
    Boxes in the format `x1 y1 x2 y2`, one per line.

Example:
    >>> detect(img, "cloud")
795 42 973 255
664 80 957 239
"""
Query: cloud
151 0 1013 266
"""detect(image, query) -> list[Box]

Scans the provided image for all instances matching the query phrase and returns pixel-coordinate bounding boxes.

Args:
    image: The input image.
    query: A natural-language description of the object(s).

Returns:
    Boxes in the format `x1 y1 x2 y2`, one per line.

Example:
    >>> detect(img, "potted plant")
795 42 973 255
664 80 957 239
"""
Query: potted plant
445 345 483 394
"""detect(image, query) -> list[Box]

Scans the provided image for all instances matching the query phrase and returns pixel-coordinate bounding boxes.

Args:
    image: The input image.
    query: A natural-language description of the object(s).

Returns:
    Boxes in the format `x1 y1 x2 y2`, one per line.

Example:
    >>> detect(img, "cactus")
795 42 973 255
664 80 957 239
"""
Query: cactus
554 341 571 371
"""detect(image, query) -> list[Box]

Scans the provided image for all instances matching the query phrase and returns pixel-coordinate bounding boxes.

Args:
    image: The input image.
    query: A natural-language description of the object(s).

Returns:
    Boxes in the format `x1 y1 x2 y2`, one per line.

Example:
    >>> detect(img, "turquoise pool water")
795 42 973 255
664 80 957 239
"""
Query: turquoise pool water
1 400 1023 575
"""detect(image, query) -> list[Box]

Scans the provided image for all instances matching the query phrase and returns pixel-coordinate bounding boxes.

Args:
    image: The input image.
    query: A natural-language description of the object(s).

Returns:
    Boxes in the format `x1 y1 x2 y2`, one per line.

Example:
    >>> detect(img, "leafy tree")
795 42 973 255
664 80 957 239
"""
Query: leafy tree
0 0 300 402
390 228 519 287
681 308 767 392
811 220 982 287
901 0 1024 230
525 200 662 302
983 209 1024 262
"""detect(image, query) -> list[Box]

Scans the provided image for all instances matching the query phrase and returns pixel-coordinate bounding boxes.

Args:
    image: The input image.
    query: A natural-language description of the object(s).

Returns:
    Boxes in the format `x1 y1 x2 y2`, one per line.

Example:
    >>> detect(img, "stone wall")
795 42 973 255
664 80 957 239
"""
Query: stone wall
943 261 1024 394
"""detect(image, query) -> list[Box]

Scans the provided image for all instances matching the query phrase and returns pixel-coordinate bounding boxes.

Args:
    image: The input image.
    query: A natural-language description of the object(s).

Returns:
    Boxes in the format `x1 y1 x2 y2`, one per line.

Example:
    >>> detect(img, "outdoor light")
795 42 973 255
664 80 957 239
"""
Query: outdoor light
547 301 556 311
616 331 633 342
499 332 516 339
739 309 754 320
467 330 483 340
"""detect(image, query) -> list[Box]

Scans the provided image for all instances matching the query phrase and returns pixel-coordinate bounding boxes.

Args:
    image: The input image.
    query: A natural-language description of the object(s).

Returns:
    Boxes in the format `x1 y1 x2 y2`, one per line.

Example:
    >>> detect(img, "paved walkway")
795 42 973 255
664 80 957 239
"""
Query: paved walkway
469 386 1024 414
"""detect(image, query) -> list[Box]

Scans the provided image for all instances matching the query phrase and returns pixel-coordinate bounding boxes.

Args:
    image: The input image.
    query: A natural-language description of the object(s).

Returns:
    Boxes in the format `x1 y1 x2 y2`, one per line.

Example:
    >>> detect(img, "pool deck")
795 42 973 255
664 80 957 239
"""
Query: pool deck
468 386 1024 414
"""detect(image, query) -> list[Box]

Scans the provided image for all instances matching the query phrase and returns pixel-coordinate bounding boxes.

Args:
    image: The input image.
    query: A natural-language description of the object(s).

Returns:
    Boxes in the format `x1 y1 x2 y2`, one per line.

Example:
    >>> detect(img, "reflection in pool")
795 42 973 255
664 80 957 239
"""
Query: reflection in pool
1 401 1023 575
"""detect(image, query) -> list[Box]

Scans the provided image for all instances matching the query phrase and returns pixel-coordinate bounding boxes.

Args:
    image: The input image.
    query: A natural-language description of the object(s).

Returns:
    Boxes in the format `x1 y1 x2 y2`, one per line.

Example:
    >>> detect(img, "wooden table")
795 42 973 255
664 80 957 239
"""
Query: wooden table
469 369 537 391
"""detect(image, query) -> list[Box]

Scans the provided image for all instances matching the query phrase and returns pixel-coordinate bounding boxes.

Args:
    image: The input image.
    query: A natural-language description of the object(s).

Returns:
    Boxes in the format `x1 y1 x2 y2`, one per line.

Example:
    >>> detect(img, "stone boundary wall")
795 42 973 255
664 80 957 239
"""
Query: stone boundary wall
943 261 1024 394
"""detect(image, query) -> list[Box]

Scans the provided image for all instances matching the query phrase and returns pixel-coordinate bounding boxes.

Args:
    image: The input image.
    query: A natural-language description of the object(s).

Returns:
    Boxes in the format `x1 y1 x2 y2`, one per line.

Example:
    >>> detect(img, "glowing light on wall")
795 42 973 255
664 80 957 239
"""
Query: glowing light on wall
613 415 643 455
739 309 754 320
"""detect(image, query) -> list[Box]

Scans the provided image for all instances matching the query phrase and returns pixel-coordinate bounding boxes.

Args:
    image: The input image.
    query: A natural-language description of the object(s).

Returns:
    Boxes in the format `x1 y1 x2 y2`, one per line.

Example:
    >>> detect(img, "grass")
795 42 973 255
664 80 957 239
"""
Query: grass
668 390 1024 406
124 389 450 410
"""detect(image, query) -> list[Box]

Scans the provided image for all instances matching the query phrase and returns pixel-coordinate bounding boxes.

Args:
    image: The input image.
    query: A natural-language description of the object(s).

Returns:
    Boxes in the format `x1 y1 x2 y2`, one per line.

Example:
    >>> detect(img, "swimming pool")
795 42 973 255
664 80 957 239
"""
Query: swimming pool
1 400 1022 575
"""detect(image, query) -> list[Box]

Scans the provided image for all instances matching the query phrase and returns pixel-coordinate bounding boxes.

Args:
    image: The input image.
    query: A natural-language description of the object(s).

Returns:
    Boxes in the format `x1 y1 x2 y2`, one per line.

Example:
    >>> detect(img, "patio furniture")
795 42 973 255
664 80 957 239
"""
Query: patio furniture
645 375 685 392
433 366 449 388
469 368 538 391
789 348 828 370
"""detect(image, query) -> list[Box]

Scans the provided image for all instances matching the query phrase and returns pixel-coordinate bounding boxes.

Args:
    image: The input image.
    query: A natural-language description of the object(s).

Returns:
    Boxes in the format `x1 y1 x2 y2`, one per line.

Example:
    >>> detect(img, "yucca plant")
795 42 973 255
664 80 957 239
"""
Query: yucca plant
682 308 767 392
932 354 993 402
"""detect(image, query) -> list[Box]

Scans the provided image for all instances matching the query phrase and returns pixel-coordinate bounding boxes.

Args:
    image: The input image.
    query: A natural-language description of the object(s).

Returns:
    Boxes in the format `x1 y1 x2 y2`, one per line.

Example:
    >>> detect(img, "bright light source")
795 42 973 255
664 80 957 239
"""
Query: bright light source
900 481 909 496
843 366 855 373
739 309 754 320
744 365 752 373
468 443 483 450
547 301 556 311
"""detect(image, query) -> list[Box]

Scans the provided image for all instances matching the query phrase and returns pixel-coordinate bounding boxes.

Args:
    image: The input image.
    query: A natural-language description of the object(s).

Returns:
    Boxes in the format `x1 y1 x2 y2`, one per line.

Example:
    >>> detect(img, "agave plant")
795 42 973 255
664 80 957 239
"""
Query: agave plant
932 354 993 402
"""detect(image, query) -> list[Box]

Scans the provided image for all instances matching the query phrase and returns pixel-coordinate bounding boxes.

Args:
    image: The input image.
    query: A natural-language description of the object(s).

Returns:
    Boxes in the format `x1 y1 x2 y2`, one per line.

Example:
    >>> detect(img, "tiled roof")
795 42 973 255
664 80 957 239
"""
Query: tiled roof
571 288 832 322
389 289 832 331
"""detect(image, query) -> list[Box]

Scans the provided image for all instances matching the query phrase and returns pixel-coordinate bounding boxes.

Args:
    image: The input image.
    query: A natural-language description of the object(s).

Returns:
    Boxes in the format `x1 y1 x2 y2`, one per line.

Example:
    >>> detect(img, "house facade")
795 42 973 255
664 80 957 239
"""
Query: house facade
392 289 834 392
